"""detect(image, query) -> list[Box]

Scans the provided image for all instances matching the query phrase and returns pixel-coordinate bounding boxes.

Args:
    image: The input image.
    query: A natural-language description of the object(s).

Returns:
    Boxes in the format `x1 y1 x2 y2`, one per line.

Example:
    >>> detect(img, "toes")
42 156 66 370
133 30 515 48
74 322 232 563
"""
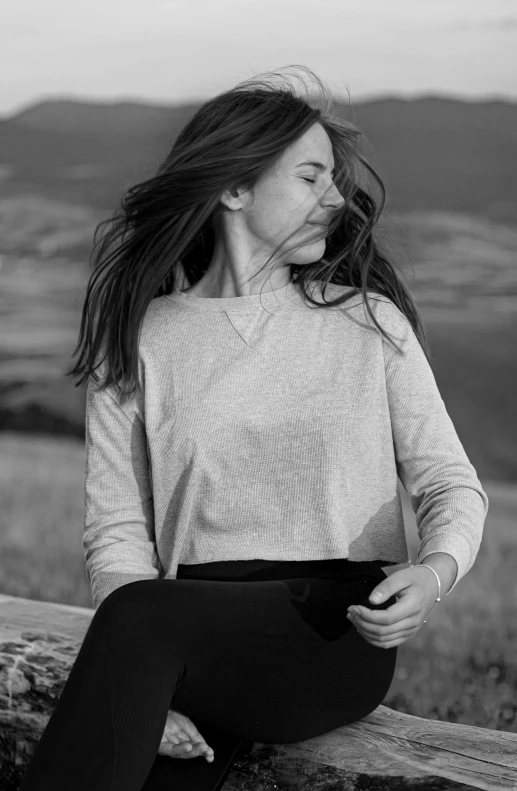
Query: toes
160 742 193 757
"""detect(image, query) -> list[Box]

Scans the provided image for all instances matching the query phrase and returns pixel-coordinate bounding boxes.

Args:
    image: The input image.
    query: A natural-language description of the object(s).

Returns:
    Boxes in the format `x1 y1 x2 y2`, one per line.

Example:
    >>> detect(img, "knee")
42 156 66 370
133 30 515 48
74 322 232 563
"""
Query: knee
101 579 157 607
90 580 163 640
98 579 188 645
93 580 152 621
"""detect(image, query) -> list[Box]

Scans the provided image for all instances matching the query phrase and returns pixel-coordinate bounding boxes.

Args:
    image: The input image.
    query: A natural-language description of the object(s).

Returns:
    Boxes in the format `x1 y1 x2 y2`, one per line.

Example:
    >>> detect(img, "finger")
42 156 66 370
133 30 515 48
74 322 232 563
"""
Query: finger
356 626 416 648
354 622 417 646
349 614 415 639
366 635 410 649
351 614 418 639
367 624 417 641
349 612 417 636
349 603 415 626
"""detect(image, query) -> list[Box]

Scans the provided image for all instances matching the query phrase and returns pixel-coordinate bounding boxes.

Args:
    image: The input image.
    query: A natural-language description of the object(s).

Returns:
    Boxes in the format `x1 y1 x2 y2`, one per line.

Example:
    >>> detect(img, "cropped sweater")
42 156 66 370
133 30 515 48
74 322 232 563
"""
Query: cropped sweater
83 279 489 610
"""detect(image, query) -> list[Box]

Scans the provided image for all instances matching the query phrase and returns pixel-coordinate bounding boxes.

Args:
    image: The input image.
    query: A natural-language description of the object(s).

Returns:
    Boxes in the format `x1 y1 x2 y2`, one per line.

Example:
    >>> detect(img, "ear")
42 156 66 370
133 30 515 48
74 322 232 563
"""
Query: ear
219 184 248 211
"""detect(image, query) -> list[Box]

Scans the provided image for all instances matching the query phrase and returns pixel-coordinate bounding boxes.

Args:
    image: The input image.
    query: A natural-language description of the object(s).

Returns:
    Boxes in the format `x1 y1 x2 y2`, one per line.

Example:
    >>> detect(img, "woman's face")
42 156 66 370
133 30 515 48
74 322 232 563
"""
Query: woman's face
236 122 346 266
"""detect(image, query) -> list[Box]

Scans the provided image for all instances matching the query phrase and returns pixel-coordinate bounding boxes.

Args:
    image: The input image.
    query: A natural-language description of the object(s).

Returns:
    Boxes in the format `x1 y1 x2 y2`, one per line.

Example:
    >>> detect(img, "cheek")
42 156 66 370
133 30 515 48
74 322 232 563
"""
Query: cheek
246 182 316 242
246 210 283 243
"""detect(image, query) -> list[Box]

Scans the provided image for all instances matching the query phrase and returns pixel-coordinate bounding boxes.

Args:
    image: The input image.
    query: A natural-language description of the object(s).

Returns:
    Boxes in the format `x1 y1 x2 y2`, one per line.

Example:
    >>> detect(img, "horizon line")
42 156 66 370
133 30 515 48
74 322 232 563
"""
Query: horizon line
2 88 516 121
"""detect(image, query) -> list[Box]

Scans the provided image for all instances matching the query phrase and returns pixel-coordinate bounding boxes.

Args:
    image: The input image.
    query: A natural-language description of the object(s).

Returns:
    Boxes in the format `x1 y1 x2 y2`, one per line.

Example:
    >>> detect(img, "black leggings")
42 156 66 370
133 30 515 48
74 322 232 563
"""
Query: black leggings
19 558 398 791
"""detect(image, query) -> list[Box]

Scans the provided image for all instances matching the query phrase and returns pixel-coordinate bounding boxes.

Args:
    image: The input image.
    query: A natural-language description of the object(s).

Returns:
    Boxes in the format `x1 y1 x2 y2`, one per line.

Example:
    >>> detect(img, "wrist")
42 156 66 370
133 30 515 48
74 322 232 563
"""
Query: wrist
411 563 442 624
416 552 458 597
411 563 441 599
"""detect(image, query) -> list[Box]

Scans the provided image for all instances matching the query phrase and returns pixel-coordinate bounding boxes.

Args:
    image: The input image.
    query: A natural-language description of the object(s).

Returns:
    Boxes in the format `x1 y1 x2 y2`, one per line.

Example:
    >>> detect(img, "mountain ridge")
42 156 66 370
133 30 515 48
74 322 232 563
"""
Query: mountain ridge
5 93 517 129
0 95 514 221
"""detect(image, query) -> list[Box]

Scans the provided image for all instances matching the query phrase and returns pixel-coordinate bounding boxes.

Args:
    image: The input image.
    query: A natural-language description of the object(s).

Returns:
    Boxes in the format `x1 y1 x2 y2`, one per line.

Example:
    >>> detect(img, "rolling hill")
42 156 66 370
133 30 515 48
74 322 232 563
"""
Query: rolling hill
0 95 516 221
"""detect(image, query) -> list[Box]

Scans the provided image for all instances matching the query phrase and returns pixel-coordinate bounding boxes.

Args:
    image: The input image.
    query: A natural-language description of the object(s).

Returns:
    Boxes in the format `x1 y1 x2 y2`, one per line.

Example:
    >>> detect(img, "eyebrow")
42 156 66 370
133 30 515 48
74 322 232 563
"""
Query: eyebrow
296 160 336 176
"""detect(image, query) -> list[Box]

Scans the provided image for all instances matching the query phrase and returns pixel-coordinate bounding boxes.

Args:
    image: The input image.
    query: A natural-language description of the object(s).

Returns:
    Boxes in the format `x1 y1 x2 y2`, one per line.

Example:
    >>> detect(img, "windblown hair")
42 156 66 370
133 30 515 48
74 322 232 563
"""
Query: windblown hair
67 65 431 404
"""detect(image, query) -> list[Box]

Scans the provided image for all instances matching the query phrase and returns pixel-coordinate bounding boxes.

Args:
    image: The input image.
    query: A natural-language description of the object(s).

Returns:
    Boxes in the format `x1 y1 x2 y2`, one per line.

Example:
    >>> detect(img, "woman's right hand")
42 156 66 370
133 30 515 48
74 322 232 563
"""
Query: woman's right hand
158 709 214 762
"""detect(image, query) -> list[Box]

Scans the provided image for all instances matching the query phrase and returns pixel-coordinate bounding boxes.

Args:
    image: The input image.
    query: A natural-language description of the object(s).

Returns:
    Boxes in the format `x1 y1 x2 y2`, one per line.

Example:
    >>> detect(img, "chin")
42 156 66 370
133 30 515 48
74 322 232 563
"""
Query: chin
291 240 326 265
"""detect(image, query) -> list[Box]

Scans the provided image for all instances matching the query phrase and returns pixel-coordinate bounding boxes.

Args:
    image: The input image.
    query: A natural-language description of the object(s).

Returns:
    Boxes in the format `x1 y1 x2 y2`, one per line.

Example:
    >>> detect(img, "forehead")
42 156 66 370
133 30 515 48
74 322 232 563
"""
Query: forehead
281 123 334 167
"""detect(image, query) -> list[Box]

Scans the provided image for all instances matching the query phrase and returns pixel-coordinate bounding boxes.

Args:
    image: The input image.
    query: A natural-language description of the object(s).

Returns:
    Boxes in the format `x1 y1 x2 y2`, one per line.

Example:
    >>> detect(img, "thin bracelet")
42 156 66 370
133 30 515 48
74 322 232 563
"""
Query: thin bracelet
411 564 441 623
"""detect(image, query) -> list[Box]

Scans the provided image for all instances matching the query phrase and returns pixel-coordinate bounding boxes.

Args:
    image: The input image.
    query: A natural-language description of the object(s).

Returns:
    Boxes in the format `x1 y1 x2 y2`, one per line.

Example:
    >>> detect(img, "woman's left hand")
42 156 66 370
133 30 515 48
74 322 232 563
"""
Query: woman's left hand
346 566 440 649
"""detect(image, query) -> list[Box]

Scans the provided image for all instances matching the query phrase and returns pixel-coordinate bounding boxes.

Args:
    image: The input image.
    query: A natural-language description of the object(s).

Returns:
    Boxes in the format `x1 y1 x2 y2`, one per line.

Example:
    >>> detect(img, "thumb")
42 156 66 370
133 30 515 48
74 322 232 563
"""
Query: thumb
368 584 390 605
368 583 389 604
367 568 414 605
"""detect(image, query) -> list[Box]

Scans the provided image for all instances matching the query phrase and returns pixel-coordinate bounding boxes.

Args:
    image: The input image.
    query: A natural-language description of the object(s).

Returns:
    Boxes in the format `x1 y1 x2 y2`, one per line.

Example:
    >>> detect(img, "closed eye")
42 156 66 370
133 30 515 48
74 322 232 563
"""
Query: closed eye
302 178 316 183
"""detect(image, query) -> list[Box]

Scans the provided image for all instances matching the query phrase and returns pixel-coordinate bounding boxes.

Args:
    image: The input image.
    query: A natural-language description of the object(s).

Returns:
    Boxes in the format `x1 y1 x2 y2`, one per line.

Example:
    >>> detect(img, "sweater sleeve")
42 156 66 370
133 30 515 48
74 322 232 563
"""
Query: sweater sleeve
375 297 489 595
83 372 160 610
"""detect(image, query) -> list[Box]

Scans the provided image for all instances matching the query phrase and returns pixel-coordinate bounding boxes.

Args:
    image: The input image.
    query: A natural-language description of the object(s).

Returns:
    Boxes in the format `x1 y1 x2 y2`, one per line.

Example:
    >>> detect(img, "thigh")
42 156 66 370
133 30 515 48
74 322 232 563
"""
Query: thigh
153 573 398 744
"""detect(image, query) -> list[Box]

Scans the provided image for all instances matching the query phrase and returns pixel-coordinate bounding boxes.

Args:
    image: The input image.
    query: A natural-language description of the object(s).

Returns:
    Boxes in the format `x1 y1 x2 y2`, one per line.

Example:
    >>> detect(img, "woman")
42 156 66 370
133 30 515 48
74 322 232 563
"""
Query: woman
19 66 489 791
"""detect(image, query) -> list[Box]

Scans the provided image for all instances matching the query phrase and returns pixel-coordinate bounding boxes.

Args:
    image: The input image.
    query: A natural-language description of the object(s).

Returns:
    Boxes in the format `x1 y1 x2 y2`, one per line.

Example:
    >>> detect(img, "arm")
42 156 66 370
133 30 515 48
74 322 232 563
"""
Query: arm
83 371 160 610
376 298 489 596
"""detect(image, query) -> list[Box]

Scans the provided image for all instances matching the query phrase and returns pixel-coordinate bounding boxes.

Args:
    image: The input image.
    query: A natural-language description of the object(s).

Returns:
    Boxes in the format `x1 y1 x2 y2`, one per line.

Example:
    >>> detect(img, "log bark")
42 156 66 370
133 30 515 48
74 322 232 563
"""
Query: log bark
1 593 516 790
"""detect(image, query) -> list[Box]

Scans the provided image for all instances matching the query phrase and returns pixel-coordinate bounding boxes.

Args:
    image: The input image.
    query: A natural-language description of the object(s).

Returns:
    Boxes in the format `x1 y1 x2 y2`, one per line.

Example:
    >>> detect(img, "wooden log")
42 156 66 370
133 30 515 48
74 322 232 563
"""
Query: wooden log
1 593 516 790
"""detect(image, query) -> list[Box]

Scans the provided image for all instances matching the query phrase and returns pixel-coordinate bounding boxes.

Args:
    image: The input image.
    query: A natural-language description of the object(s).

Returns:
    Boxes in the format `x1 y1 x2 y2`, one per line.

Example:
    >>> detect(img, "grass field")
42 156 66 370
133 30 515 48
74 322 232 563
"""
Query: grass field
1 431 516 732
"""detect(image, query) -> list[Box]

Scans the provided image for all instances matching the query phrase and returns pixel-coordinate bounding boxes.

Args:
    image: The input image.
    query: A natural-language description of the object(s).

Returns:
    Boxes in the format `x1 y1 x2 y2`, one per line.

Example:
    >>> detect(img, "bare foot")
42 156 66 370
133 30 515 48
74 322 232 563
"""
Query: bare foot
158 709 214 762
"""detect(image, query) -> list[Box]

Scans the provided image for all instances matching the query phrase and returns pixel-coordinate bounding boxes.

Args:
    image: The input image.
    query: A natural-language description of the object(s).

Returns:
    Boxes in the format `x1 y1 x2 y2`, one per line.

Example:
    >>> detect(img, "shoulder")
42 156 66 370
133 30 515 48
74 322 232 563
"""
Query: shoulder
319 284 408 334
137 296 176 352
141 295 172 330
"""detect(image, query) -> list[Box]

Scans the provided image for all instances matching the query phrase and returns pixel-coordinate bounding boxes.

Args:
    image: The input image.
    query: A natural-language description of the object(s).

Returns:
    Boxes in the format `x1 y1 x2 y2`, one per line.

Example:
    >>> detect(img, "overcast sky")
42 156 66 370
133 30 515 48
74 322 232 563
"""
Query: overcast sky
2 0 516 117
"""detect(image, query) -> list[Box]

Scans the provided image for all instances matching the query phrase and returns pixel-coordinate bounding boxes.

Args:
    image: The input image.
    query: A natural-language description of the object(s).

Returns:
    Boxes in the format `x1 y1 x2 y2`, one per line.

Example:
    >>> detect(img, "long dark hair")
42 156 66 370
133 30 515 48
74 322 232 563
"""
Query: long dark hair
67 65 431 404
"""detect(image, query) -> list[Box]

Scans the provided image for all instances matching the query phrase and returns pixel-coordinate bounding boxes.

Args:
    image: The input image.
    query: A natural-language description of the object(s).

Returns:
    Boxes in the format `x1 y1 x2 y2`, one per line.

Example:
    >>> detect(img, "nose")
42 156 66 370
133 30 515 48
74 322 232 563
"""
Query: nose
321 181 346 211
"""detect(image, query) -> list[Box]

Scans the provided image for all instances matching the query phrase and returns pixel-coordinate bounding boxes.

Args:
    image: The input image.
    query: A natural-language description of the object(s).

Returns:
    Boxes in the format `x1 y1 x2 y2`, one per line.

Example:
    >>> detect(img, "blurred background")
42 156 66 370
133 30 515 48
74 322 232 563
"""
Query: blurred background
0 0 516 730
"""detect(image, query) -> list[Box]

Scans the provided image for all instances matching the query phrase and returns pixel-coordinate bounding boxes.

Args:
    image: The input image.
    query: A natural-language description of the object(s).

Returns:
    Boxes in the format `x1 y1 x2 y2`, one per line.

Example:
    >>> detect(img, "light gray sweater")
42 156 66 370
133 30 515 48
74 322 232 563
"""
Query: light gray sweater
83 279 489 609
